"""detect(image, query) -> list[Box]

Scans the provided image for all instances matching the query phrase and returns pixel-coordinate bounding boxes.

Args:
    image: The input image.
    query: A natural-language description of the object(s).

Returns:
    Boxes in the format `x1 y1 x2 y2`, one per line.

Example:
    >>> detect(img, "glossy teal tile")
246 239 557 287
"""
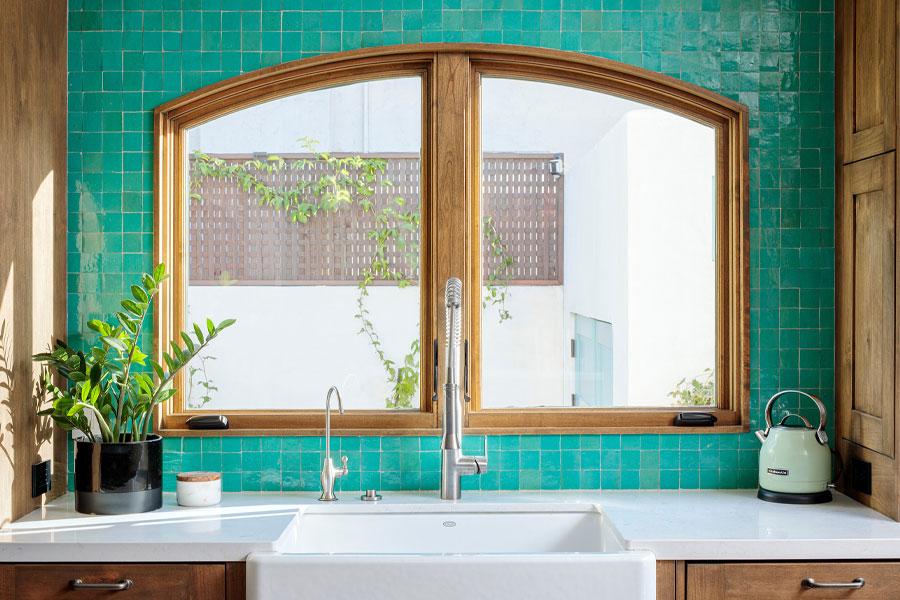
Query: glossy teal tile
67 2 834 493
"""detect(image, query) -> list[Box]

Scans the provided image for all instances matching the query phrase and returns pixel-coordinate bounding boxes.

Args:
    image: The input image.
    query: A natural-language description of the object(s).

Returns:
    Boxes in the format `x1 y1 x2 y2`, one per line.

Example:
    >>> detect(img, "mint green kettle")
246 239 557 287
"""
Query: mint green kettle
756 390 833 504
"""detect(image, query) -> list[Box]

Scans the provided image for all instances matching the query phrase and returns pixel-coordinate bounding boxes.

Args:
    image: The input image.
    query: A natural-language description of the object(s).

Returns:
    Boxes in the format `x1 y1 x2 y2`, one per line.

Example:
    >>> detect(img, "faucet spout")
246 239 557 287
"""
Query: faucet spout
319 386 349 501
440 278 487 500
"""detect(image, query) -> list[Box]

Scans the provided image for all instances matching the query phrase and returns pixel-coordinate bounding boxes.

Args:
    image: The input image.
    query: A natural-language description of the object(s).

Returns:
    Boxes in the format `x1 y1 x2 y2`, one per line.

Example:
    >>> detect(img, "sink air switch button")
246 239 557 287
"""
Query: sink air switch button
361 489 382 502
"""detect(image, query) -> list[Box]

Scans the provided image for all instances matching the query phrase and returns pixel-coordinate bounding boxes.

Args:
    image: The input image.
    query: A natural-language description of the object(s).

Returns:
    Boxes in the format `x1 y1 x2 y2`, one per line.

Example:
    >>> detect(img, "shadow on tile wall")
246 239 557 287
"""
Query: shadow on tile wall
66 0 835 492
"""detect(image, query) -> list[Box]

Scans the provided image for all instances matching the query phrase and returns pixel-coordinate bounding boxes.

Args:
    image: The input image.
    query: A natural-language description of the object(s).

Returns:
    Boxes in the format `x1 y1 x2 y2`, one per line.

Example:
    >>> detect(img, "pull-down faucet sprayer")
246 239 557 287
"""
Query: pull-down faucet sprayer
440 277 487 500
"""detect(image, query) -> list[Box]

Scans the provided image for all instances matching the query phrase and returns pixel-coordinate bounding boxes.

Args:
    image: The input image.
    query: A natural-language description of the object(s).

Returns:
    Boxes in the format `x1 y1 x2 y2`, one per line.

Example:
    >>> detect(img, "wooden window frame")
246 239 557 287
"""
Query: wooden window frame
154 44 749 436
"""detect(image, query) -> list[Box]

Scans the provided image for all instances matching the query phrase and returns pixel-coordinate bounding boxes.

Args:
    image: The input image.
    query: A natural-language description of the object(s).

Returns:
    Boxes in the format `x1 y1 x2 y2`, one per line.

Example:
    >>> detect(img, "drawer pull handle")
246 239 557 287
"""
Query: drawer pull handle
802 577 865 590
70 578 134 591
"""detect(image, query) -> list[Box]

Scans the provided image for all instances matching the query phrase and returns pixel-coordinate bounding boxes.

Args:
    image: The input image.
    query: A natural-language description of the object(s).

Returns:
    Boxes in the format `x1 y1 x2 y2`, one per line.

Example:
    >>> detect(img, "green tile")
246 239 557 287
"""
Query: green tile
600 470 620 489
68 1 835 493
201 437 222 453
621 470 640 489
521 450 539 470
241 452 261 471
241 471 261 492
499 470 520 490
520 470 540 489
222 453 242 472
241 437 261 452
182 437 201 453
222 472 241 492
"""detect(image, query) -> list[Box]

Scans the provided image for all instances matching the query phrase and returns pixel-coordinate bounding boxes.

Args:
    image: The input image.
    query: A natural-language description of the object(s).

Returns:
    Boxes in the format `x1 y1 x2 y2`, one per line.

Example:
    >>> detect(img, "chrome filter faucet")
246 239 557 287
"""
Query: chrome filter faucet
440 277 487 500
319 386 349 501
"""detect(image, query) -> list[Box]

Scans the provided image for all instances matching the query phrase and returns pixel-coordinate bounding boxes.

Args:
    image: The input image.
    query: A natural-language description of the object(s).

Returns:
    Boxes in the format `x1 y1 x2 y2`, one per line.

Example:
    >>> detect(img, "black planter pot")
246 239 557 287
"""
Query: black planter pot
74 434 163 515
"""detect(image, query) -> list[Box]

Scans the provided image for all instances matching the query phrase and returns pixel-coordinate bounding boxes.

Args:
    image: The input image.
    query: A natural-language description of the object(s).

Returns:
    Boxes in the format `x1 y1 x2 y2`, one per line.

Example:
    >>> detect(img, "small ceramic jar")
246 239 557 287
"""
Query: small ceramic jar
176 471 222 507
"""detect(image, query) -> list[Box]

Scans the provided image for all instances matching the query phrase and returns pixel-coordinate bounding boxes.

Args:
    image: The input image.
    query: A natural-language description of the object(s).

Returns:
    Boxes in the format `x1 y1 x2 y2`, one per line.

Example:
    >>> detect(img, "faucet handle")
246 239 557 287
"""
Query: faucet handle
339 455 349 476
475 436 489 474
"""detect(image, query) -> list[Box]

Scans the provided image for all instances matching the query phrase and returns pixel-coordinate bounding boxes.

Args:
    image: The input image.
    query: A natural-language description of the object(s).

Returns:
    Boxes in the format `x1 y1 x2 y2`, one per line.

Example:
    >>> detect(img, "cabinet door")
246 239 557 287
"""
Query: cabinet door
0 564 226 600
839 152 897 459
687 562 900 599
839 0 897 163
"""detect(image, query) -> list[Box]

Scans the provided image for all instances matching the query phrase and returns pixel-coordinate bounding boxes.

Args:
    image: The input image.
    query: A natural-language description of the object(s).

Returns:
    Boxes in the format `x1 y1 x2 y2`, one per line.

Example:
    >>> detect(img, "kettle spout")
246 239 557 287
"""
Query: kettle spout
755 429 767 444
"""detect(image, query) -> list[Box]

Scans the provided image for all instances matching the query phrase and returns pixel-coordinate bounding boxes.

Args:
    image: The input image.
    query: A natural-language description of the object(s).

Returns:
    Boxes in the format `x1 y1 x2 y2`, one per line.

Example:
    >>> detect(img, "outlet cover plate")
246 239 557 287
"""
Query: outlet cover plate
31 460 51 498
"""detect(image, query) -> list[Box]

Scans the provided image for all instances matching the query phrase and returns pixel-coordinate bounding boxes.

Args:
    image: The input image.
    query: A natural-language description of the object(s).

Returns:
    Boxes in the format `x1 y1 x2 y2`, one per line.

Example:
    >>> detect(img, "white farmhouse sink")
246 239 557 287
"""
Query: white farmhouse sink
248 504 655 600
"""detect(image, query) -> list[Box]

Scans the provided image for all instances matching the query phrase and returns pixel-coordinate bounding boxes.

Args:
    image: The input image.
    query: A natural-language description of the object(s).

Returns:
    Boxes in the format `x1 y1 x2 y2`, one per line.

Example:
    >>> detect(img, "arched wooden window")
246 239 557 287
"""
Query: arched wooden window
155 44 748 434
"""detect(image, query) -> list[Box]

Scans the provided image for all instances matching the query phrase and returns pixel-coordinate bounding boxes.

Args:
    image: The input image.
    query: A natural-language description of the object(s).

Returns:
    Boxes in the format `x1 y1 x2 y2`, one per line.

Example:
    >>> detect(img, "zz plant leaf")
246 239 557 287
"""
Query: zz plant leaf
33 263 235 443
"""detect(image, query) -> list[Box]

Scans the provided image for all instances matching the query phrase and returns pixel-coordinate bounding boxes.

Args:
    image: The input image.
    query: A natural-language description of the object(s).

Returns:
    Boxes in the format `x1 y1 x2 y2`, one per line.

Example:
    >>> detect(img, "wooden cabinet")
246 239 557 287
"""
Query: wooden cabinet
685 562 900 600
0 563 245 600
656 561 679 600
837 2 900 521
660 561 900 599
839 153 897 459
838 153 899 519
838 0 897 163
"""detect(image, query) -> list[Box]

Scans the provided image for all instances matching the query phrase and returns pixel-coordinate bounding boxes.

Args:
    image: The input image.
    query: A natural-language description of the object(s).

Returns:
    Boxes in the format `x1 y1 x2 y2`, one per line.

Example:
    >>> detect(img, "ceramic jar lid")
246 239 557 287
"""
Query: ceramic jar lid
176 471 221 483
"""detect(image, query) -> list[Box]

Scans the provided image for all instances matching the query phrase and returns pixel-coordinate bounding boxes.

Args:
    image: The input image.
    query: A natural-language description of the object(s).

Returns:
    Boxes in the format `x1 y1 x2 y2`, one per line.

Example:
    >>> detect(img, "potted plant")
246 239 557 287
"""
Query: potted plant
33 264 234 515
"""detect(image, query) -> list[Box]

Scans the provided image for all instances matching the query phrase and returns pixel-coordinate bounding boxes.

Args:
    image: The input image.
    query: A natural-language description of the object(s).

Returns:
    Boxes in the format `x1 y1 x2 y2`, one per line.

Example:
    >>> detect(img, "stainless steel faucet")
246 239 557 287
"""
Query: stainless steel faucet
440 277 488 500
319 386 349 501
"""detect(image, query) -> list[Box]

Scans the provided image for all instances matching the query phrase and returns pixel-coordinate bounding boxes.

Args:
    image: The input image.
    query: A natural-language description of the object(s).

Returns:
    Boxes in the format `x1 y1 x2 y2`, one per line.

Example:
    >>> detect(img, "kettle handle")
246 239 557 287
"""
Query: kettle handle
760 390 828 446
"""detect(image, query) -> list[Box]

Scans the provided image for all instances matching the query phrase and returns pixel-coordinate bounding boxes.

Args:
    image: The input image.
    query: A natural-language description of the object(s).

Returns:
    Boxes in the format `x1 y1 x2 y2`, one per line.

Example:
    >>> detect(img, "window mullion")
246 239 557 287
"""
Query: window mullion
432 52 472 427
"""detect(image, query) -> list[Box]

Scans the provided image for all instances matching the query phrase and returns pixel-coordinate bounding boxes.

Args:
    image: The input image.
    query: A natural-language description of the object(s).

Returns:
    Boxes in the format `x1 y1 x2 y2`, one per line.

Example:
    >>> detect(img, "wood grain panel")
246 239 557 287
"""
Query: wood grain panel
839 0 897 163
687 562 900 599
225 562 246 600
852 157 896 455
7 564 225 600
840 437 900 519
0 0 68 525
839 153 897 460
434 52 471 431
0 565 13 600
656 560 675 600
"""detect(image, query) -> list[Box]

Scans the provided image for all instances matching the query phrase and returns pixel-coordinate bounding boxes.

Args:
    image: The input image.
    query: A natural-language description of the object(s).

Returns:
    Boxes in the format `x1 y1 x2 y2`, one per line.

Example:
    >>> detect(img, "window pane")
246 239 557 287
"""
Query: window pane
184 77 422 410
479 77 716 409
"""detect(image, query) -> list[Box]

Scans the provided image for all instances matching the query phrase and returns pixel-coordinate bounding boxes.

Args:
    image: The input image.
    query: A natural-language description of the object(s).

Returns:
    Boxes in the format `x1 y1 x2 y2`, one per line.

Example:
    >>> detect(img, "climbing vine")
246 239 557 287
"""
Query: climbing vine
482 215 513 322
190 142 514 409
186 354 218 409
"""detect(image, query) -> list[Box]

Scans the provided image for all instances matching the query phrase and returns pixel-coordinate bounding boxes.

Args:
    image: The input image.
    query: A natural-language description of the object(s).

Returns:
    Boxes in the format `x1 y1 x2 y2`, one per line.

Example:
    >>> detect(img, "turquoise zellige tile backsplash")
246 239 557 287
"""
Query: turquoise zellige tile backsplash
66 0 835 492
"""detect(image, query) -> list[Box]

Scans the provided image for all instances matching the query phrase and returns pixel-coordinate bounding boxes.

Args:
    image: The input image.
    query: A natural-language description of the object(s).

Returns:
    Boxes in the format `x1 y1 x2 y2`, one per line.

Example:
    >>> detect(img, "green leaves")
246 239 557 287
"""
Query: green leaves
668 368 715 407
482 216 514 323
102 336 127 353
189 141 517 411
33 262 234 443
181 331 195 353
152 263 167 282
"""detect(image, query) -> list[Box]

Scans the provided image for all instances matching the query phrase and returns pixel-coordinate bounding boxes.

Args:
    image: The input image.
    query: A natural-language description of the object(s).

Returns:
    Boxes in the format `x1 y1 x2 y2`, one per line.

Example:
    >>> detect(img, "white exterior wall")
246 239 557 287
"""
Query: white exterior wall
187 286 418 410
187 77 423 154
625 110 717 405
188 285 562 410
565 117 630 407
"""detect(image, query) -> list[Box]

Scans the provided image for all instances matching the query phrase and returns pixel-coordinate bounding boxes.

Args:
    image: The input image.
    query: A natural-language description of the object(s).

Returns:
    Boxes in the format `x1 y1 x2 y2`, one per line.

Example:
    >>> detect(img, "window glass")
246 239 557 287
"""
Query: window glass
479 77 717 409
184 77 423 410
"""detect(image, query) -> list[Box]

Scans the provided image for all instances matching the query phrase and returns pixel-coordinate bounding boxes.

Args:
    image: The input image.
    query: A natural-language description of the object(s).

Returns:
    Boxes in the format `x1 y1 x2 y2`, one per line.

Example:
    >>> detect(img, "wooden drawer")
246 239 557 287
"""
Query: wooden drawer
0 564 226 600
687 562 900 599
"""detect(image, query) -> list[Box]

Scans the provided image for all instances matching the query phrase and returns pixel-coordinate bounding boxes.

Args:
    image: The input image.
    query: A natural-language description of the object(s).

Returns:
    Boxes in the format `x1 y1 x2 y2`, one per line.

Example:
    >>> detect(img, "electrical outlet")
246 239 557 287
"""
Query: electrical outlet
850 458 872 496
31 460 51 498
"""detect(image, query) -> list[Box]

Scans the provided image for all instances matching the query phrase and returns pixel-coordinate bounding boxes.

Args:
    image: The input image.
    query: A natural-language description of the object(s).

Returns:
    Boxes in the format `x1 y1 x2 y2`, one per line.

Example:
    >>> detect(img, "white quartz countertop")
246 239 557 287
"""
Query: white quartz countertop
2 490 900 562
